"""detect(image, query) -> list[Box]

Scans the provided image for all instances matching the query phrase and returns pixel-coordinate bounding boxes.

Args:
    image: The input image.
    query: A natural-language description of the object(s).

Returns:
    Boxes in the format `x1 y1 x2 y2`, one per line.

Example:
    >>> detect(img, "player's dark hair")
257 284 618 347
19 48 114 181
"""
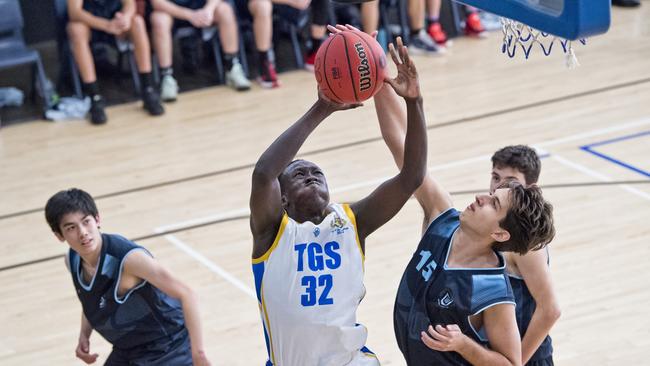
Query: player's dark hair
493 182 555 255
45 188 99 234
491 145 541 185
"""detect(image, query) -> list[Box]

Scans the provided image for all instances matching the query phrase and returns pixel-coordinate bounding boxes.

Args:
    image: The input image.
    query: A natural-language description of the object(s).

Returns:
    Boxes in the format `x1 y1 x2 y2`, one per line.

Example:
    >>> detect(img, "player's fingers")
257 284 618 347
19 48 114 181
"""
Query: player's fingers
436 324 452 336
421 331 445 351
326 24 340 34
427 325 449 341
446 324 461 332
388 43 401 65
370 30 378 40
344 24 362 33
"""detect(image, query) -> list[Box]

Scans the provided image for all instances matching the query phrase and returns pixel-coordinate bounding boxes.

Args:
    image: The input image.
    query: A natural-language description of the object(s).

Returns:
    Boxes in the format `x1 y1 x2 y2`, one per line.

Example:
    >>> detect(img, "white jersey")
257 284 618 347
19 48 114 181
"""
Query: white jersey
252 203 379 366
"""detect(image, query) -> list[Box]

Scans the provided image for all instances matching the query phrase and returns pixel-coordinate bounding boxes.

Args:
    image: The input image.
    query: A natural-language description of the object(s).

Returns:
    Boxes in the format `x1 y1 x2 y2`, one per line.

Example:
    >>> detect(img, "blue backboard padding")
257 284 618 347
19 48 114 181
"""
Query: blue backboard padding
456 0 610 40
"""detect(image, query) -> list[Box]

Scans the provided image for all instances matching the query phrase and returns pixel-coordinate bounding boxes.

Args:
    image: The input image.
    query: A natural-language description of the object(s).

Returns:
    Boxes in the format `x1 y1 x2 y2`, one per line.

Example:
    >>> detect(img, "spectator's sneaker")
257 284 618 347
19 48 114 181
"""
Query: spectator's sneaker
89 94 107 125
409 29 445 55
427 22 451 47
225 62 252 91
465 12 488 38
160 74 178 102
305 51 317 72
258 59 280 89
142 87 165 116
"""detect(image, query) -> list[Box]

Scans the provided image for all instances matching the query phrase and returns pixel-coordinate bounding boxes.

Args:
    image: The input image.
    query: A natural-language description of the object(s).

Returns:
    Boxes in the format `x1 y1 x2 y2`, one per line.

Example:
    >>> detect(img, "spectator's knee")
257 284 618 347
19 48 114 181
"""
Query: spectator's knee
249 0 273 17
67 22 90 43
151 11 173 32
131 14 146 31
216 1 236 21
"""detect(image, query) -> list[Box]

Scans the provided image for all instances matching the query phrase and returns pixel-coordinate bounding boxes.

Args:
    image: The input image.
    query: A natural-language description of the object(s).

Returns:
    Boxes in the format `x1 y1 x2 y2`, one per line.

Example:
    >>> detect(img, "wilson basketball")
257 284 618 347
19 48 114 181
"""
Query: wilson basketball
314 30 387 104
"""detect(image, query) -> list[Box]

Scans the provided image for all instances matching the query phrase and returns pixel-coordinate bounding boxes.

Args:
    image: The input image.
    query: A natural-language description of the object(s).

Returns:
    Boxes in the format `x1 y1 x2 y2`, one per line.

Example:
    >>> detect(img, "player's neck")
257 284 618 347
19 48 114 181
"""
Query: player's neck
288 205 332 225
448 228 499 268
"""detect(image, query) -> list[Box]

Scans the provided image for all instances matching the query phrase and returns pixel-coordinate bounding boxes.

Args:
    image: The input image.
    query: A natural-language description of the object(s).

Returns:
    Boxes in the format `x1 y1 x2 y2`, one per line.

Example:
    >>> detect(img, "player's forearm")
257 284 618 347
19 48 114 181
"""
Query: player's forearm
180 287 207 358
399 96 427 192
253 100 332 180
457 339 521 366
521 305 561 363
375 86 408 169
80 313 93 339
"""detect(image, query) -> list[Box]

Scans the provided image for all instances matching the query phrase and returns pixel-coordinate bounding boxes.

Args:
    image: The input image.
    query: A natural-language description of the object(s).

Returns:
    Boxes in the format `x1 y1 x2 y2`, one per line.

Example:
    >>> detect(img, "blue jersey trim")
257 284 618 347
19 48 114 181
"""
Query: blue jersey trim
442 232 507 271
114 248 151 304
467 300 517 342
75 252 100 291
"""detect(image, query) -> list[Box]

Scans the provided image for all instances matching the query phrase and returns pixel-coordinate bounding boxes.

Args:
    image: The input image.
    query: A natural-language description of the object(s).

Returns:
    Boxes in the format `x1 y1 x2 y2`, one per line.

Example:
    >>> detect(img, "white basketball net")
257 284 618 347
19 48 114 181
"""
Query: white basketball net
500 17 587 68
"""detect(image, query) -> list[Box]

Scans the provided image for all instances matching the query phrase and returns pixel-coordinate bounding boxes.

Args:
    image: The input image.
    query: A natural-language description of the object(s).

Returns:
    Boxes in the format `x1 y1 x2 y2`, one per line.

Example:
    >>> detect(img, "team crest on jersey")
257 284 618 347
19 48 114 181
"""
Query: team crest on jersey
437 289 454 308
99 296 107 309
314 227 320 237
330 214 349 235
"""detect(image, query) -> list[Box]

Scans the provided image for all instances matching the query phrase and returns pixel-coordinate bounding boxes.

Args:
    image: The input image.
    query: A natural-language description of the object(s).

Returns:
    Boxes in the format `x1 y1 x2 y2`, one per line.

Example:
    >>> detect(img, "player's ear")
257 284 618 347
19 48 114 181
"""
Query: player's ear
281 194 288 210
491 228 510 243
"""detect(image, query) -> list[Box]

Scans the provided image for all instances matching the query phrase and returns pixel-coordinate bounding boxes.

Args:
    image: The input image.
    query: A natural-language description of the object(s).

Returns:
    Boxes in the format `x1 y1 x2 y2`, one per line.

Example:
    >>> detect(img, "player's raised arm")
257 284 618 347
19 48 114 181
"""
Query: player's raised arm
250 94 360 256
350 37 427 244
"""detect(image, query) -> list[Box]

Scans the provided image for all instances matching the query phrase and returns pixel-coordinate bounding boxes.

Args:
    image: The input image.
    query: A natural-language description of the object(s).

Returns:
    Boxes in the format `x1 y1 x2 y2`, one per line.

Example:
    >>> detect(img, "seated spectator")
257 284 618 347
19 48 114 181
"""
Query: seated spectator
67 0 164 124
408 0 444 55
150 0 251 100
234 0 280 88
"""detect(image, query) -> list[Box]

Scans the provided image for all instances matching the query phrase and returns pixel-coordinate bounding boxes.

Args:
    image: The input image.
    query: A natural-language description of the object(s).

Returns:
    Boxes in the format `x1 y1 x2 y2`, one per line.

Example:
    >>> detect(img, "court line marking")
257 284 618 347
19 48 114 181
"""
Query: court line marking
551 155 650 201
579 130 650 178
161 233 257 299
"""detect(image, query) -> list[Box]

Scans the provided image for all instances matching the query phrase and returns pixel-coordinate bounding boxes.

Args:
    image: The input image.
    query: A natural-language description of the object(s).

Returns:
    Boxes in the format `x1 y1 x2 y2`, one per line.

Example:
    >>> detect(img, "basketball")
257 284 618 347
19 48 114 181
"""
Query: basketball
314 30 387 104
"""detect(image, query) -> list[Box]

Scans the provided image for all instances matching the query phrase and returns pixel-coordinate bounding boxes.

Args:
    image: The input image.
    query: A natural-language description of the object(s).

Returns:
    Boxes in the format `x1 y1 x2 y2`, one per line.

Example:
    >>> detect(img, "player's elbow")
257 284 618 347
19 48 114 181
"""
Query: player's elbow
545 302 562 323
402 166 426 193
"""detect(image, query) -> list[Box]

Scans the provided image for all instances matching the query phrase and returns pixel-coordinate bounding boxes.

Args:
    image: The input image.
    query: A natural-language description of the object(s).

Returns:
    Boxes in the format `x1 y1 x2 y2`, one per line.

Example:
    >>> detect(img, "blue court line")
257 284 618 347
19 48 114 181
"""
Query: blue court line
580 130 650 179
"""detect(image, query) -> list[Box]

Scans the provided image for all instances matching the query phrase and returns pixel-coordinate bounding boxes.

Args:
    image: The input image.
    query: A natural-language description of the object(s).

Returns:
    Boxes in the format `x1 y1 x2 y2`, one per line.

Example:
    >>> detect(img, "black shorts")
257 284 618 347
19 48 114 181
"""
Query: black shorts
526 356 554 366
105 329 193 366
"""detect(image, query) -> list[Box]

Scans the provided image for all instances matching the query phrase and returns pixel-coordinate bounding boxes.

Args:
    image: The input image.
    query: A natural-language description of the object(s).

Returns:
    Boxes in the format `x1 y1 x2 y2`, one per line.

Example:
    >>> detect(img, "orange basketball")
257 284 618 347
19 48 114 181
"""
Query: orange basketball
314 30 387 104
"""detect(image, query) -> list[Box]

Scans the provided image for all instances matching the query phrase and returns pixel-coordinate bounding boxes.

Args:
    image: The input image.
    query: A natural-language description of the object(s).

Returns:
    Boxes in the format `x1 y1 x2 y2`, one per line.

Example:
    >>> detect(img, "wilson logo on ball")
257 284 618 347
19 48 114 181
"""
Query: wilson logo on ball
354 42 372 92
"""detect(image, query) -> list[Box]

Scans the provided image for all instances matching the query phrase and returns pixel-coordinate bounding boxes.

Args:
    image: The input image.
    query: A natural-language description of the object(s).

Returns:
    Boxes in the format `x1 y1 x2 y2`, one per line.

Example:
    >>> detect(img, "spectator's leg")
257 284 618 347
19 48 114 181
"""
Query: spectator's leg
150 10 178 102
360 1 379 33
249 0 279 88
129 14 165 115
67 22 96 83
67 21 107 124
425 0 448 46
305 0 330 70
408 0 443 54
217 2 252 91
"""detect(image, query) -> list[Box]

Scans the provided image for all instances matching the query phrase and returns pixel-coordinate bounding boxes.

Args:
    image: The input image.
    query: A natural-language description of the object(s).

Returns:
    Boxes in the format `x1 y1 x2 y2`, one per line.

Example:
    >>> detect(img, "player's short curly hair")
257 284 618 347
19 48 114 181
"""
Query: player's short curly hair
493 182 555 255
45 188 98 235
491 145 541 185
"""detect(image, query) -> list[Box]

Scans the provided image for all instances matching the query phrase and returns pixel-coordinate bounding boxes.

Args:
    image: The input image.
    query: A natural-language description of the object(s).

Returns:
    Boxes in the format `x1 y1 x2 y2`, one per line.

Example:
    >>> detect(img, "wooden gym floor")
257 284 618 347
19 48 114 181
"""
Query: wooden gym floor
1 4 649 365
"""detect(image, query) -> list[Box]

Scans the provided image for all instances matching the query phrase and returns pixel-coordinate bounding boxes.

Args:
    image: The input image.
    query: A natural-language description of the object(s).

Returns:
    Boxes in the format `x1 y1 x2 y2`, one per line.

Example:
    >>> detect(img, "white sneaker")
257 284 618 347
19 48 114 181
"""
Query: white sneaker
160 74 178 102
226 62 251 91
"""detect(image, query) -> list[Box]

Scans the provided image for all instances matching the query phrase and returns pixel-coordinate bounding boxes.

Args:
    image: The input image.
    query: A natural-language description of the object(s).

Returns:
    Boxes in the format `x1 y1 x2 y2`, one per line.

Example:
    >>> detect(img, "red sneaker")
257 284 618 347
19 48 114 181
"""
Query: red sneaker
465 12 488 38
258 59 280 89
304 51 317 72
427 22 450 46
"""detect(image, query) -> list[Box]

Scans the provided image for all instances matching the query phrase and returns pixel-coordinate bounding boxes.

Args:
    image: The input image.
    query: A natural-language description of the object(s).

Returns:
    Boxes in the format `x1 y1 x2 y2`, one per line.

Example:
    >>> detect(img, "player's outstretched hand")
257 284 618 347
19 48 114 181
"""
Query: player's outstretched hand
385 37 421 101
421 324 468 353
317 88 363 112
75 336 99 364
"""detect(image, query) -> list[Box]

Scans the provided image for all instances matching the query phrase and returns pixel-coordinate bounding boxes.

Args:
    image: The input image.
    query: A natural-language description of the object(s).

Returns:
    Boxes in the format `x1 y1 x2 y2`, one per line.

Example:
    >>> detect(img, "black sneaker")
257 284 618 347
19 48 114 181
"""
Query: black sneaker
89 94 107 125
142 87 165 116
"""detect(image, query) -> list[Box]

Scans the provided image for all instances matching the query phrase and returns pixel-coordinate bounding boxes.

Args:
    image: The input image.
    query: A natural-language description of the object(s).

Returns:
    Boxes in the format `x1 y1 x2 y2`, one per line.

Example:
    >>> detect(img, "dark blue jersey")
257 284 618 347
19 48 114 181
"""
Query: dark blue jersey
509 255 554 364
69 233 186 355
394 208 515 366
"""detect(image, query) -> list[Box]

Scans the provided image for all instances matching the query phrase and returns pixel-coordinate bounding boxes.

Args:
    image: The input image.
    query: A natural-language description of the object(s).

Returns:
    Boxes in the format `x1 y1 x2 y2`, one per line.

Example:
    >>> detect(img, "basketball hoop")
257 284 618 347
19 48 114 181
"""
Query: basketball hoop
499 17 587 68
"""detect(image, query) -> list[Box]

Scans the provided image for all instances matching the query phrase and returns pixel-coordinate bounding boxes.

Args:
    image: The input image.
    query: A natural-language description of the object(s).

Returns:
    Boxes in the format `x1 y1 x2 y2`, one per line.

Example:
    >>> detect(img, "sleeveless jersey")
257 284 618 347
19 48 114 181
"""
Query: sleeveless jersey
394 208 515 365
69 233 187 355
252 204 378 366
509 250 554 364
